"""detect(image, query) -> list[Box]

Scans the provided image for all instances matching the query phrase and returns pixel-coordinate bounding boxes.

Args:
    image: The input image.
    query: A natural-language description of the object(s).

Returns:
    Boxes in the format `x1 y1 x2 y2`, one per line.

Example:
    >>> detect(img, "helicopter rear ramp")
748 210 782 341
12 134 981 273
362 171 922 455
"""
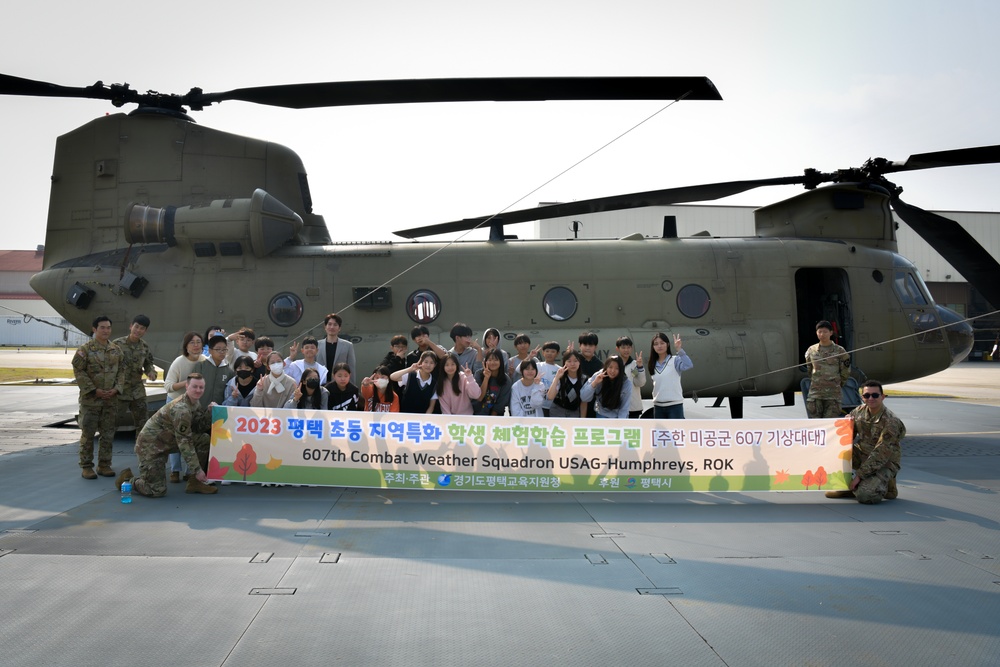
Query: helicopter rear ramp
0 368 998 666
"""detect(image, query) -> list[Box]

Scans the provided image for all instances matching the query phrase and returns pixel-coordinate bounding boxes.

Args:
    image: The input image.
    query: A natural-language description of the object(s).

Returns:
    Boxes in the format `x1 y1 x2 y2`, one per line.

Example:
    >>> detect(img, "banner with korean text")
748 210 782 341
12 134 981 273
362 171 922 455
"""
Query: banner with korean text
208 406 853 492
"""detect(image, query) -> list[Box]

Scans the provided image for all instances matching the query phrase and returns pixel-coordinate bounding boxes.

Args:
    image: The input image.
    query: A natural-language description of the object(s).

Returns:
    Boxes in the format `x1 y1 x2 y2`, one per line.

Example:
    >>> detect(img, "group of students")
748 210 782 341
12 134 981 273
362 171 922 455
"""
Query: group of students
163 317 695 430
351 324 694 421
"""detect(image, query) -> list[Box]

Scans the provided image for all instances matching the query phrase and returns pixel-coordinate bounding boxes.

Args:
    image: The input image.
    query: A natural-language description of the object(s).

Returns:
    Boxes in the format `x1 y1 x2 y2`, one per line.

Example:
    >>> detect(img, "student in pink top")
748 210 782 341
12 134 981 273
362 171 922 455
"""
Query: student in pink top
435 352 482 415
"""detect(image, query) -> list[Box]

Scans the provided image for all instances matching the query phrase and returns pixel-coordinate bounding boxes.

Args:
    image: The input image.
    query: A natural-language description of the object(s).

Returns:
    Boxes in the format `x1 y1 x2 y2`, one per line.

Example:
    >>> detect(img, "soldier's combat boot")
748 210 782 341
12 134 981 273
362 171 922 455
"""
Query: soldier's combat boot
169 471 180 484
115 468 134 491
185 477 218 494
825 489 855 499
81 467 98 480
884 478 898 500
96 465 116 477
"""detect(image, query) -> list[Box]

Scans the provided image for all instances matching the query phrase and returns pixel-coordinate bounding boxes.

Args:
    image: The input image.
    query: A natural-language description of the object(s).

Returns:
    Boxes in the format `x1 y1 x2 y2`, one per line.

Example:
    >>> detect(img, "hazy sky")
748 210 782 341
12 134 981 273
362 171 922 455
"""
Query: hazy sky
3 0 999 249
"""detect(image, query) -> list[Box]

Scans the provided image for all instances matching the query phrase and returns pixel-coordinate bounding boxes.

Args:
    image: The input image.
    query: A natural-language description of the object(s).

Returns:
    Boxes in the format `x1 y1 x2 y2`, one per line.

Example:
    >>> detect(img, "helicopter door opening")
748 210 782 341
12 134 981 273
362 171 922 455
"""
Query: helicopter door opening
794 268 853 361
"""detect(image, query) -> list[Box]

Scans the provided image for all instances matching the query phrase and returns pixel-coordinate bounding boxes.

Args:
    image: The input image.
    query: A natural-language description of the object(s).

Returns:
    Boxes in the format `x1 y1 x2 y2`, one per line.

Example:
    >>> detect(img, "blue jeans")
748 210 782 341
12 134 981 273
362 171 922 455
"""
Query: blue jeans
653 403 685 419
168 452 188 473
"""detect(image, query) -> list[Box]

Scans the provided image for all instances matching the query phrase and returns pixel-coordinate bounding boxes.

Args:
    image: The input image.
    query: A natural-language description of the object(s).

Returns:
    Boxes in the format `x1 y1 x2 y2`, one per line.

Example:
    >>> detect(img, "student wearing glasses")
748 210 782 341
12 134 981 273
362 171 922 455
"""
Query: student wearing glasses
826 380 906 503
195 335 232 407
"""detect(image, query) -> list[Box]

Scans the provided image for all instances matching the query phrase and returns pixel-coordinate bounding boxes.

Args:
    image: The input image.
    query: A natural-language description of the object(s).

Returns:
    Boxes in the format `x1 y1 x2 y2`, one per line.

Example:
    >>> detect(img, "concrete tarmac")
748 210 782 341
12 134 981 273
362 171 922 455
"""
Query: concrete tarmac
0 361 998 666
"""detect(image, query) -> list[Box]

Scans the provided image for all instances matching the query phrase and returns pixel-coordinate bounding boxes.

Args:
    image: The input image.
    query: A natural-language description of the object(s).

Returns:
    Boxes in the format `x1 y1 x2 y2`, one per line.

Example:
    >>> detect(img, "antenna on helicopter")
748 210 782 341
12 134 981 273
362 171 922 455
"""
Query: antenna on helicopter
489 218 506 242
662 215 677 239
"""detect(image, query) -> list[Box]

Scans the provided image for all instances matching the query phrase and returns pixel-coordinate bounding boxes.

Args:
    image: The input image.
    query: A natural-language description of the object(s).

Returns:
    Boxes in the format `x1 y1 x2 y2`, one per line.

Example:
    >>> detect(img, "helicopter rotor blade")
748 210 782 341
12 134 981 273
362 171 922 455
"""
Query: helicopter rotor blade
189 76 722 110
0 73 78 97
891 196 1000 309
878 145 1000 174
0 73 125 103
394 175 810 239
2 73 721 112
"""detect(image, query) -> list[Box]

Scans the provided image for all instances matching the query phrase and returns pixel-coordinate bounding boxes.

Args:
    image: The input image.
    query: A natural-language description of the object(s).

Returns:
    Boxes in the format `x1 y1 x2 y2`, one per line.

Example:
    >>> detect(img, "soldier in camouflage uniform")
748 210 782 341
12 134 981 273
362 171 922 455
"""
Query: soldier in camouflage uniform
804 320 851 418
72 316 125 479
113 315 157 435
827 379 905 502
115 374 217 497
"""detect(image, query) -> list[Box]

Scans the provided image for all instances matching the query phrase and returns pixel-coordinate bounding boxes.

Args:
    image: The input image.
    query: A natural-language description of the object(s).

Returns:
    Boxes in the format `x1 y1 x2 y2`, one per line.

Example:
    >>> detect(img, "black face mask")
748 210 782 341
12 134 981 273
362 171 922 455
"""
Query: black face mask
236 369 253 379
306 378 320 390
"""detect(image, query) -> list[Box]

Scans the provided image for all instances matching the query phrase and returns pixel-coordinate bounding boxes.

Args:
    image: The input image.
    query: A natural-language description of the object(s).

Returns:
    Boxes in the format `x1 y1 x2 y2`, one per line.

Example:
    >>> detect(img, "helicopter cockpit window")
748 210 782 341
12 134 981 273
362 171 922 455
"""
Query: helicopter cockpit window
893 271 928 306
268 292 304 327
543 287 578 321
677 284 711 319
910 311 944 344
407 290 441 324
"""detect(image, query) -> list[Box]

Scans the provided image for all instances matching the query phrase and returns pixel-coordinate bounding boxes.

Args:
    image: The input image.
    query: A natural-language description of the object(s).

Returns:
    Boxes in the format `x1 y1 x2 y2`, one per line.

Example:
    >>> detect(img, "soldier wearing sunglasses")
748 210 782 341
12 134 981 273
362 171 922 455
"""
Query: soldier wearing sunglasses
827 379 906 502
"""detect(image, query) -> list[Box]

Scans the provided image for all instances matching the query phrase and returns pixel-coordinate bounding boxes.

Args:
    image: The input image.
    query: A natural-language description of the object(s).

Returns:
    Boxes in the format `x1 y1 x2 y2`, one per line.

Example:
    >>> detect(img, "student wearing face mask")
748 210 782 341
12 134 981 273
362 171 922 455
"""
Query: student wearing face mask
360 365 400 412
250 352 297 408
224 356 258 407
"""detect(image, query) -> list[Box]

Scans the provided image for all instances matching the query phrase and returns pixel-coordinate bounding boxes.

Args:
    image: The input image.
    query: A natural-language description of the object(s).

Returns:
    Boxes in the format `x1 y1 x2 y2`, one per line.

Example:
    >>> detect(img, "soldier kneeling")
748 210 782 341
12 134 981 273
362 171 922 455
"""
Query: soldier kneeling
116 373 217 496
826 380 905 503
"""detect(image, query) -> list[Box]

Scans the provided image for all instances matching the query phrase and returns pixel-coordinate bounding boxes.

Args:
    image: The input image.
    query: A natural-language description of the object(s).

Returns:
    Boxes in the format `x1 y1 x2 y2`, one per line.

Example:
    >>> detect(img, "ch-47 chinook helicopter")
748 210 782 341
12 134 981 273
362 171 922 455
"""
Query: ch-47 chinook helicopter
5 72 998 418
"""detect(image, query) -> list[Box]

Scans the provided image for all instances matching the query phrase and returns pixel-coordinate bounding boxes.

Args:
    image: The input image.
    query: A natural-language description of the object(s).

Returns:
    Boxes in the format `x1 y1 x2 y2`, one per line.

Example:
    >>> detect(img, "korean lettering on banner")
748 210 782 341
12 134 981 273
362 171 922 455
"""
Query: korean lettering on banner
211 407 847 492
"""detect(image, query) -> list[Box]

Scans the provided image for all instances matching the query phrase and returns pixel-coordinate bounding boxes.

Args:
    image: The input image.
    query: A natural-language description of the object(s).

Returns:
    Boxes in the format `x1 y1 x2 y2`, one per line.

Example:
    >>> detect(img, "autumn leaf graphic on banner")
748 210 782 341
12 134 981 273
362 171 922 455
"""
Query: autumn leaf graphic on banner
774 469 790 485
233 443 258 480
265 456 283 470
210 419 231 447
207 456 230 480
835 418 854 445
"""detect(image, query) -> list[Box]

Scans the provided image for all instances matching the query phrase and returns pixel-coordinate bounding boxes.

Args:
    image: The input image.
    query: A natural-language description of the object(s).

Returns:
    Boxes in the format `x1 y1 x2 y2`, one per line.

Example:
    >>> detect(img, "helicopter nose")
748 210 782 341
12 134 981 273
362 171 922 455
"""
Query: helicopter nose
29 269 63 308
936 305 974 365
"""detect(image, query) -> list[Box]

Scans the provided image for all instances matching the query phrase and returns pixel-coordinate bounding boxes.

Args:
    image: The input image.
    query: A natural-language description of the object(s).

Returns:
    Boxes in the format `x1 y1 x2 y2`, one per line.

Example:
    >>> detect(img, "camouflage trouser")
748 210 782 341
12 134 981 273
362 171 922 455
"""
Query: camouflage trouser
78 401 117 468
120 398 149 434
855 465 898 504
132 433 210 498
806 398 841 418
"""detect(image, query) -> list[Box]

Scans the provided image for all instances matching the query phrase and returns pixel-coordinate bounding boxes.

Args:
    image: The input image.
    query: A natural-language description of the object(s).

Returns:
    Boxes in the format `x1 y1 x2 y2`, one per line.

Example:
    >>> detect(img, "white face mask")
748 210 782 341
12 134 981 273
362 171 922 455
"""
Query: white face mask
374 378 389 390
270 361 284 376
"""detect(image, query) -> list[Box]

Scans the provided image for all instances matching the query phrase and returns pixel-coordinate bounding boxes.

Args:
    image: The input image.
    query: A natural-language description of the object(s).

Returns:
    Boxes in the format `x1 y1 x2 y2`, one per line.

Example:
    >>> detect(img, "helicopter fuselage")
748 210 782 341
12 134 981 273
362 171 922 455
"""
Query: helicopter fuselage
30 232 972 400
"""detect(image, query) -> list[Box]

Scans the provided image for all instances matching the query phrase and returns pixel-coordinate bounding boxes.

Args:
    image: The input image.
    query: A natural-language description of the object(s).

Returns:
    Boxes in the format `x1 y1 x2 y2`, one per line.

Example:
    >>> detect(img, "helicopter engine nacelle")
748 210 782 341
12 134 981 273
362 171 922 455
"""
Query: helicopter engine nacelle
124 189 303 258
754 183 897 249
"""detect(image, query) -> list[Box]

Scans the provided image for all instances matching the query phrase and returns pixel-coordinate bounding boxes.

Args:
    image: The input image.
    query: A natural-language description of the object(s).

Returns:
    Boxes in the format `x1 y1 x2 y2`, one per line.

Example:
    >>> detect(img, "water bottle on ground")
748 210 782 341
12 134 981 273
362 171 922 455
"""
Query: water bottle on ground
121 479 132 504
